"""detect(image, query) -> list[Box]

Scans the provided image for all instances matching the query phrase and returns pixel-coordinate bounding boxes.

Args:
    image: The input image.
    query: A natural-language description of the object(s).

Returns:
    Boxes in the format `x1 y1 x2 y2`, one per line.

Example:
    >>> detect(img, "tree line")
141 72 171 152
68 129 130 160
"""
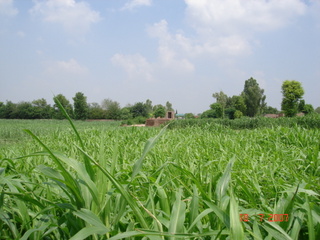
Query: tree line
0 93 174 123
198 78 317 119
0 78 318 121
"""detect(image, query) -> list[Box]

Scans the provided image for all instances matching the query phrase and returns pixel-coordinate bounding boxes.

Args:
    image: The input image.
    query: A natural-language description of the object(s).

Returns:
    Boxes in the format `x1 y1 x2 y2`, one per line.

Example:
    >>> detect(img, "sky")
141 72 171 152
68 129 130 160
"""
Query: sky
0 0 319 114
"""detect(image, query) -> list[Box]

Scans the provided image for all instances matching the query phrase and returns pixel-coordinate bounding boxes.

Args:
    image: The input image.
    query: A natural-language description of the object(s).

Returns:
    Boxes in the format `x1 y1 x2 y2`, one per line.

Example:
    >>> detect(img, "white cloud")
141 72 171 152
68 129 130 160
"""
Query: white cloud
46 58 88 75
185 0 307 33
30 0 101 36
111 53 154 81
143 0 308 62
121 0 152 10
0 0 18 16
147 20 195 71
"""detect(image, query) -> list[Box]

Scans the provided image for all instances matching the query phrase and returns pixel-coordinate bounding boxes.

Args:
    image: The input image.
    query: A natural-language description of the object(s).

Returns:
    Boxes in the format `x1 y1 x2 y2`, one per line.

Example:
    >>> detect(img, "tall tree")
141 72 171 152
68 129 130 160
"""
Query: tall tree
230 95 246 115
1 101 17 119
281 80 304 117
242 77 266 117
165 101 174 112
131 102 148 118
88 102 106 119
73 92 88 120
101 98 121 120
210 103 223 118
145 99 153 116
153 104 166 118
54 94 73 119
32 98 53 119
212 91 228 118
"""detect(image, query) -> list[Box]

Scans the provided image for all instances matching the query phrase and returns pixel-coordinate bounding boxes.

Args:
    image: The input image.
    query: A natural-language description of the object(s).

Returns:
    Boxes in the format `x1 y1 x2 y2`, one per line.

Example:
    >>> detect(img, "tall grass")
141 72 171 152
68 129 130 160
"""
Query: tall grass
0 107 319 239
167 114 320 130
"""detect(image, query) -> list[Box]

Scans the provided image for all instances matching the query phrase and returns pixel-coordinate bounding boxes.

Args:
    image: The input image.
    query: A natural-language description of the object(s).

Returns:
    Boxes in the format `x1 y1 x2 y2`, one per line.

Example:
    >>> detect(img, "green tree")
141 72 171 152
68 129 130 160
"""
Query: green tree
212 91 228 117
1 101 17 119
102 98 121 120
281 80 304 117
234 110 243 119
185 113 195 119
32 98 53 119
230 95 246 115
131 102 148 118
298 99 305 112
145 99 153 116
153 105 166 118
263 106 279 114
210 103 223 118
73 92 88 120
315 107 320 114
88 103 106 119
15 102 35 119
54 94 73 119
120 107 132 120
242 78 266 117
201 109 215 118
165 101 174 111
224 108 236 119
302 104 314 115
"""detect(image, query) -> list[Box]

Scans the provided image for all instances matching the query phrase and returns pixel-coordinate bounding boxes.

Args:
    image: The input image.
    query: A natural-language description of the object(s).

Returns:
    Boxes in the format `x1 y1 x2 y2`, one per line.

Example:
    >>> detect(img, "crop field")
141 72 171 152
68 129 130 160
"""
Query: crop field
0 116 320 239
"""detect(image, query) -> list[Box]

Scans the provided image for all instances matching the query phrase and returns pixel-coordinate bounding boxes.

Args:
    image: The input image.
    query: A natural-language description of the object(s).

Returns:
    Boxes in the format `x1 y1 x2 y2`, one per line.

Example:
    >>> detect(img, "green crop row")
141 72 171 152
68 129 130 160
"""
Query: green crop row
0 106 319 239
167 114 320 130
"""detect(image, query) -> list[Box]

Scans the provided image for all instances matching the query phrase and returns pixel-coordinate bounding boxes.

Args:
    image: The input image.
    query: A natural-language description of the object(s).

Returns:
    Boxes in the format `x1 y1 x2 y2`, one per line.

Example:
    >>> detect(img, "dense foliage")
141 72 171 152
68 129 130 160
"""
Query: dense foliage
0 114 319 239
169 114 320 130
281 80 305 117
0 96 174 122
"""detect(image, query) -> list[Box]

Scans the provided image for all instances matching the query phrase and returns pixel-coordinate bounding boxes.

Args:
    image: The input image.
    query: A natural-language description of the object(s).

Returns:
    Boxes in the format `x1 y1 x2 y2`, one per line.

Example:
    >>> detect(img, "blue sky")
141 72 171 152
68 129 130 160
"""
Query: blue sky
0 0 319 114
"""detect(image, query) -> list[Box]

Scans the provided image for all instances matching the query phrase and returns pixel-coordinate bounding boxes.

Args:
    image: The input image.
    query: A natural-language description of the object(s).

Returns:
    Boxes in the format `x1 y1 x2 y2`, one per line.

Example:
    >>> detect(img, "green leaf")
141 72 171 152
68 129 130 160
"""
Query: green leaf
215 157 235 206
131 125 167 180
168 189 186 239
229 189 244 240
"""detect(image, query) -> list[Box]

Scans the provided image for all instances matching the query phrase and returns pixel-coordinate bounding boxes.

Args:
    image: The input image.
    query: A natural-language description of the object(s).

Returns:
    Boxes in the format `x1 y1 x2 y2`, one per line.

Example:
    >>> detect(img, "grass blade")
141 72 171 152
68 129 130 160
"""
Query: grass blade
229 189 244 240
131 125 167 180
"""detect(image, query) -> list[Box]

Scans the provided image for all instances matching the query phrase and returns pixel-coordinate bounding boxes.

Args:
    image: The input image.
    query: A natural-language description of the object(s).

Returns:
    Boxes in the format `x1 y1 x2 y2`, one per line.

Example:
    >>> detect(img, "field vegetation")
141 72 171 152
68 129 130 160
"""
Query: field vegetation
0 112 320 239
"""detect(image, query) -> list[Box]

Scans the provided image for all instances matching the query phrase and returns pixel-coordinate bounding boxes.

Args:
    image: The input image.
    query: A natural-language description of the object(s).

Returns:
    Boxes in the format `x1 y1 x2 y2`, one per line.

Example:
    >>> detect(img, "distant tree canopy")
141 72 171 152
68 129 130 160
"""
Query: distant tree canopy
54 94 73 119
242 77 266 117
204 78 267 119
102 98 121 120
88 103 106 119
131 102 148 118
153 104 166 118
281 80 304 117
1 81 315 121
73 92 88 120
166 101 174 112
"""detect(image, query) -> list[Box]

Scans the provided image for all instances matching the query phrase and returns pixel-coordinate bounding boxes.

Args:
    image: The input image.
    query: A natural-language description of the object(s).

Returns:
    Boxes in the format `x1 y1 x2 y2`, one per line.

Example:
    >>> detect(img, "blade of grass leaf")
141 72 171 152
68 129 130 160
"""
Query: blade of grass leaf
229 189 244 240
23 130 85 208
53 96 95 181
131 125 167 180
75 145 148 228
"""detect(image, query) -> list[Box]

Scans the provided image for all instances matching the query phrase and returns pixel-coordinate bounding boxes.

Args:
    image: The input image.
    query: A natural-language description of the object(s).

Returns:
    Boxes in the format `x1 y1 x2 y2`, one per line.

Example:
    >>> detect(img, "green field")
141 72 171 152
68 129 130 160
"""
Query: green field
0 118 319 239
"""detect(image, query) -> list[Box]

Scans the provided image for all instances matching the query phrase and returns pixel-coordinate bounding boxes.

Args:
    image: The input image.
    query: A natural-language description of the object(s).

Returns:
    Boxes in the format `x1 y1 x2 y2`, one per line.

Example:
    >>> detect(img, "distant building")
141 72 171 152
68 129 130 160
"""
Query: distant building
175 113 185 119
264 112 304 118
145 111 175 127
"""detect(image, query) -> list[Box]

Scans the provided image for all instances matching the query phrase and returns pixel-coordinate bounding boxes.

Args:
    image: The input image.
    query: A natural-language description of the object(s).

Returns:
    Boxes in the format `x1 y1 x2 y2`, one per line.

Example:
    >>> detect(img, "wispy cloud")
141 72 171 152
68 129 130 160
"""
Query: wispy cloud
121 0 152 11
185 0 307 33
45 58 88 76
111 53 154 82
0 0 18 16
30 0 101 36
144 0 308 64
